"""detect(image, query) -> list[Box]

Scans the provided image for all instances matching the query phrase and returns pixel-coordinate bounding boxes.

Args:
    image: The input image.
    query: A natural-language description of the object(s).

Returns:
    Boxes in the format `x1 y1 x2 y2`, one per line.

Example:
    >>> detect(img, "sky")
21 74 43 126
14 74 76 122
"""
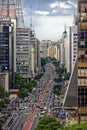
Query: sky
22 0 77 41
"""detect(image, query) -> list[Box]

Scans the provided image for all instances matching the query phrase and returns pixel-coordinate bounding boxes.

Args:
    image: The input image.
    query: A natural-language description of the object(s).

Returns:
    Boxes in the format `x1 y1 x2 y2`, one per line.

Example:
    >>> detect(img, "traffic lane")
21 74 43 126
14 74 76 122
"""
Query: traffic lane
23 77 53 130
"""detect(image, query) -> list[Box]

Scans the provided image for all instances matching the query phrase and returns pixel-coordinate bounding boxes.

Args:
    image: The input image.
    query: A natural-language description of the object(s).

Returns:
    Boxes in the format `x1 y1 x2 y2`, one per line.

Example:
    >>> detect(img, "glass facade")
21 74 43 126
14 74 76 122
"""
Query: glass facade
0 26 9 72
78 0 87 123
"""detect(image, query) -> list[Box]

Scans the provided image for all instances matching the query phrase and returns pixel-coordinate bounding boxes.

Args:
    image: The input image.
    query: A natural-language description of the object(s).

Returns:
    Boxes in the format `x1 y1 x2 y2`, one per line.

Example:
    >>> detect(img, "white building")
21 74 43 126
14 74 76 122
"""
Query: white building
71 25 77 72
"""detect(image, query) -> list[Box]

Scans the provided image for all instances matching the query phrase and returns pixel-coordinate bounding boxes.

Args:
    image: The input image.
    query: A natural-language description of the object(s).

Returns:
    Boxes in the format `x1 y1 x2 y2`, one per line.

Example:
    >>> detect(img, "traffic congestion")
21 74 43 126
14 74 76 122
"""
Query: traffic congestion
2 63 66 130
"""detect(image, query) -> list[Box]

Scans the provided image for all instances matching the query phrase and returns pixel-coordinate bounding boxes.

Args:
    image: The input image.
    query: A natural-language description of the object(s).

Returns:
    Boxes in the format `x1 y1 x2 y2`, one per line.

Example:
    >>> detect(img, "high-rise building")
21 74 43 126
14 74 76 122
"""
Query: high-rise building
30 30 41 77
78 0 87 123
16 28 30 79
59 26 67 68
0 18 16 90
40 40 51 58
71 25 78 72
59 39 65 65
48 42 58 60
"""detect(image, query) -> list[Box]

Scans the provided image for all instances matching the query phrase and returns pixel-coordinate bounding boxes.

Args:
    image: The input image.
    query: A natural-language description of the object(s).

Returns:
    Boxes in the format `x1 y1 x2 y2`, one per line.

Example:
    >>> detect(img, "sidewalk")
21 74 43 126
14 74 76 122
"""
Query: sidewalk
66 116 78 125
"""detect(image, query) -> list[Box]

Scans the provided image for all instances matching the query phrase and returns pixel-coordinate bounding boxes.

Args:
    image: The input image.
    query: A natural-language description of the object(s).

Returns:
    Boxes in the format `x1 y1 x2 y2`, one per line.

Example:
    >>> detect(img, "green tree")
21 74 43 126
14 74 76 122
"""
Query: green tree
15 72 26 89
41 58 47 66
18 88 28 99
35 116 61 130
54 77 62 83
0 86 10 109
64 72 70 80
53 84 62 96
59 124 87 130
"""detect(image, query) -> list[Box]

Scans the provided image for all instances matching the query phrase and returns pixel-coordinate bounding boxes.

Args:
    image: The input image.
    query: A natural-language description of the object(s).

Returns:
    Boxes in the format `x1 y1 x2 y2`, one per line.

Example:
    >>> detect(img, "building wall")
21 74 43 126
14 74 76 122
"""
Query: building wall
71 25 78 72
63 26 77 73
30 45 35 76
0 18 16 90
78 0 87 123
48 44 58 59
40 40 51 58
16 28 30 78
30 31 41 76
0 73 9 92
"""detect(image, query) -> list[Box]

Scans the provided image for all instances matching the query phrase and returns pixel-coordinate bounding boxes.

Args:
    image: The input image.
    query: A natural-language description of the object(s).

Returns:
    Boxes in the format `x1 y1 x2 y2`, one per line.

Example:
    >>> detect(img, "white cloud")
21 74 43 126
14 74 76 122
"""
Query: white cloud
34 10 50 16
50 2 58 8
50 1 76 9
51 9 58 14
67 0 77 8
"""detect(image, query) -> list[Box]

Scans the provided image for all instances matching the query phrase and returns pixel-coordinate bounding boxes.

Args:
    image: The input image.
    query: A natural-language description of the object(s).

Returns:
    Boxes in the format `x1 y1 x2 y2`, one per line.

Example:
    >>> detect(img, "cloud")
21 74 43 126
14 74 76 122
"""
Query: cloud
50 1 77 9
51 9 58 14
22 0 77 40
67 0 77 8
33 15 73 40
34 10 50 16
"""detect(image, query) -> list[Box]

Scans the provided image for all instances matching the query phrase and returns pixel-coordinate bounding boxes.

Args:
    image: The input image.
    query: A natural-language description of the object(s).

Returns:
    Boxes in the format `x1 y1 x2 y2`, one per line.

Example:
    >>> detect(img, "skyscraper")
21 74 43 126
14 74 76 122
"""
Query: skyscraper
0 18 16 90
78 0 87 123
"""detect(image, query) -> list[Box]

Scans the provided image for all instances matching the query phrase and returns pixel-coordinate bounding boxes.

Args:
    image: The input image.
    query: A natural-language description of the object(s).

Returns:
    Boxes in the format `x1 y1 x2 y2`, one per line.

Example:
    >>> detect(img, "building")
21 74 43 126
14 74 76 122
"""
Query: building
71 25 78 72
48 42 58 60
40 40 59 60
0 73 9 92
78 0 87 123
16 28 30 79
40 40 51 58
0 17 16 90
30 30 41 77
60 24 77 73
59 39 65 65
59 26 67 67
30 44 35 76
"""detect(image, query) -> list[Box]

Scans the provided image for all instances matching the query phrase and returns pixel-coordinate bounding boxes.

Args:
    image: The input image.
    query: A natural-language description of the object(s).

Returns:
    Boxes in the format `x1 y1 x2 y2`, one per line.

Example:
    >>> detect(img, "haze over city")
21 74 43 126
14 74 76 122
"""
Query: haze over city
23 0 77 40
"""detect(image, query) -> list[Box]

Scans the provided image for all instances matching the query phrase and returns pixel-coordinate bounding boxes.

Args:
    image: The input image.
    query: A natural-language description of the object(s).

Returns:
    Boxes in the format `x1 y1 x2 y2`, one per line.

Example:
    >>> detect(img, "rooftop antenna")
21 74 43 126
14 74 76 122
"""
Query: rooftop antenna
30 7 32 30
65 24 66 32
15 0 25 27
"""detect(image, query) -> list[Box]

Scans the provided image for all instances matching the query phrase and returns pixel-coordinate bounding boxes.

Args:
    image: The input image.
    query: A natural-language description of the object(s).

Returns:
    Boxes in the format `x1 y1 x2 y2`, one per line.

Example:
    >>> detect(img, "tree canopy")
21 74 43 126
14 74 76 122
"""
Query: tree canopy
0 86 10 110
59 124 87 130
35 115 61 130
15 72 37 99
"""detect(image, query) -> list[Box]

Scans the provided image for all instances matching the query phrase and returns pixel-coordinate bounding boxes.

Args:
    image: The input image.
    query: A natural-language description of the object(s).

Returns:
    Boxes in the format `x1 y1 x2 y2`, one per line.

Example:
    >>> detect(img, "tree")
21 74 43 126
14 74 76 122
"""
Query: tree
64 73 70 80
41 58 47 66
54 77 62 83
18 88 28 99
0 86 10 110
35 116 61 130
59 124 87 130
53 84 62 96
15 72 26 89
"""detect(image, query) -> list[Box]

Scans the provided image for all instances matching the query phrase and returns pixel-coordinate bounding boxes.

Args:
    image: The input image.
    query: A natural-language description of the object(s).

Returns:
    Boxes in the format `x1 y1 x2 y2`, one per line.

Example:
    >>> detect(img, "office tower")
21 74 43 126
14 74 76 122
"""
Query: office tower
40 40 51 58
0 18 16 90
59 26 67 68
30 30 41 77
71 25 78 72
78 0 87 123
16 28 30 79
48 42 58 60
59 39 65 65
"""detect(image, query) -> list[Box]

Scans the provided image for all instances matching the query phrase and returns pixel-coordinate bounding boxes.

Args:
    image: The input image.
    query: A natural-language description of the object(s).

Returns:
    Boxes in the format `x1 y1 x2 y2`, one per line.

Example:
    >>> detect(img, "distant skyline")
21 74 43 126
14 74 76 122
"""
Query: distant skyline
22 0 77 41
